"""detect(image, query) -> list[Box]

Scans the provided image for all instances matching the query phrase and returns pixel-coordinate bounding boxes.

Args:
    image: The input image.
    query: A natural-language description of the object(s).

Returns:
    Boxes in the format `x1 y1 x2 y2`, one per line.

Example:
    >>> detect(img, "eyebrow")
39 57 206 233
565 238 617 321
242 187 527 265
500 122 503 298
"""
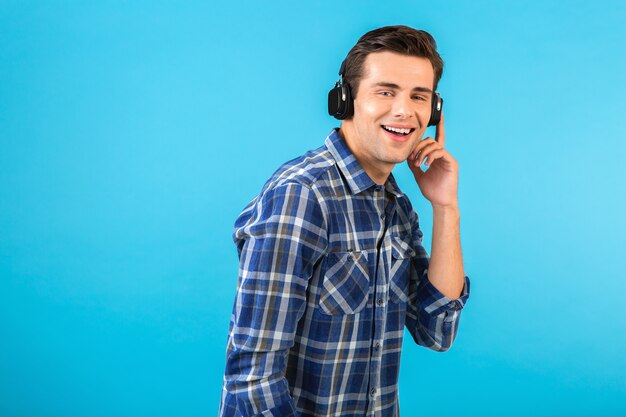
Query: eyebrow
372 82 433 94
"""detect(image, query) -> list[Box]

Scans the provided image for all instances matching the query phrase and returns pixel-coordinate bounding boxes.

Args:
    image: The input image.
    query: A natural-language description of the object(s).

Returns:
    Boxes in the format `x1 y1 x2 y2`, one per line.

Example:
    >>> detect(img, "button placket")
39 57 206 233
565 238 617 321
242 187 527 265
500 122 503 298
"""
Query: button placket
366 184 387 416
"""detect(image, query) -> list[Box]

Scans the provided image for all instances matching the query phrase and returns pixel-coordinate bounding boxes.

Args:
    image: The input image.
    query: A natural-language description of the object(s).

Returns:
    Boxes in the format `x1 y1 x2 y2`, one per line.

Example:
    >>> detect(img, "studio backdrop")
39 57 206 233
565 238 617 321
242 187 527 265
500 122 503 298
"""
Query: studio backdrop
1 1 624 416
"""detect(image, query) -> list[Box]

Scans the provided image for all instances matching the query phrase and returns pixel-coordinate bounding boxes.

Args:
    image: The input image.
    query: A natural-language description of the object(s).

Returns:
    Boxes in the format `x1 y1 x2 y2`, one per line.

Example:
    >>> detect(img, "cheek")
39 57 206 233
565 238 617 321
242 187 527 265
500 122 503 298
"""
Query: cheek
414 127 428 142
356 98 388 123
415 102 430 117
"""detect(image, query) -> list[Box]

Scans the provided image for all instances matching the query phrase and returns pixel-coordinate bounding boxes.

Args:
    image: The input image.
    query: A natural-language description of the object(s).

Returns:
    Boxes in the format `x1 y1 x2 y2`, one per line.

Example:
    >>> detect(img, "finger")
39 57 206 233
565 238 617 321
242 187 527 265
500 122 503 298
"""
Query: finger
415 142 443 166
411 137 437 160
407 157 424 178
415 141 440 165
435 110 445 147
423 149 447 166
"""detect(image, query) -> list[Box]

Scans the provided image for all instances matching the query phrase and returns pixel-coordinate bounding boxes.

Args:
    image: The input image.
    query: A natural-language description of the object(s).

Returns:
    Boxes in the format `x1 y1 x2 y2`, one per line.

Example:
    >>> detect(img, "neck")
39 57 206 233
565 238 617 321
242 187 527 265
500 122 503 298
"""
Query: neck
339 123 393 185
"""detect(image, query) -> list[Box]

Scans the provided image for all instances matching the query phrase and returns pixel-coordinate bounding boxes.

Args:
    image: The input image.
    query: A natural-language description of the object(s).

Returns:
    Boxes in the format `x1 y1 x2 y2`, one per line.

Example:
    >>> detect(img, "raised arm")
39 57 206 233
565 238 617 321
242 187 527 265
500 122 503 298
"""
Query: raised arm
405 113 470 351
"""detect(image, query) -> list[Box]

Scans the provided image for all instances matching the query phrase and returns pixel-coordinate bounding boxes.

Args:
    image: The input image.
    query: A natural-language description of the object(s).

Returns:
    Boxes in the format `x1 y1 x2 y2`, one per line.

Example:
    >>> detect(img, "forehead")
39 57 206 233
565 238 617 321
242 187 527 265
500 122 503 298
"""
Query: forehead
360 51 435 88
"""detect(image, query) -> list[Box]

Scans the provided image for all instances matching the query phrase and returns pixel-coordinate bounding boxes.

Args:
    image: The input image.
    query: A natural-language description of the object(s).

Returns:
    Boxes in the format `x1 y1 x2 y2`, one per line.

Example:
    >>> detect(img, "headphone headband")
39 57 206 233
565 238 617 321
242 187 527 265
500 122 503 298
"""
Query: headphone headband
339 59 346 77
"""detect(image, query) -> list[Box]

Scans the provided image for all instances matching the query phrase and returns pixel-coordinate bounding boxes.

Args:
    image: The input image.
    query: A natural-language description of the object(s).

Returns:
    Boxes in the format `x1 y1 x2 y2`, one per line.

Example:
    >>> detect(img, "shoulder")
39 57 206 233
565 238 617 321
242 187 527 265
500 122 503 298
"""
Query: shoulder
234 145 334 231
261 145 336 192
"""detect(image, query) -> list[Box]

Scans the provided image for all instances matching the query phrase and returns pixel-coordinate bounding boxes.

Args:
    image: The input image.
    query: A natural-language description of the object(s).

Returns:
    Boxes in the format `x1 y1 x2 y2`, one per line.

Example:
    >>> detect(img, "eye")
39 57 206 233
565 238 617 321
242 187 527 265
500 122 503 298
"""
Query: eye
412 95 427 101
378 91 393 97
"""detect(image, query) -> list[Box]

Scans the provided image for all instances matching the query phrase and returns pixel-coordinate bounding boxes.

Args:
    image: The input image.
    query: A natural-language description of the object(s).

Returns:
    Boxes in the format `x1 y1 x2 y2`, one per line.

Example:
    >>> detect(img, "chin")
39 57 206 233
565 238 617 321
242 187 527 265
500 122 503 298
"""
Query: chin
381 153 410 165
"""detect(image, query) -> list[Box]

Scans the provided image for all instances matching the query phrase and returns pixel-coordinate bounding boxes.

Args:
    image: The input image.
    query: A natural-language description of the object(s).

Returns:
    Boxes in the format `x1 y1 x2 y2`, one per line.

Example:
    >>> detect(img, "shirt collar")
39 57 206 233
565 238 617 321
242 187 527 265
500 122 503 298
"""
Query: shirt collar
325 128 404 198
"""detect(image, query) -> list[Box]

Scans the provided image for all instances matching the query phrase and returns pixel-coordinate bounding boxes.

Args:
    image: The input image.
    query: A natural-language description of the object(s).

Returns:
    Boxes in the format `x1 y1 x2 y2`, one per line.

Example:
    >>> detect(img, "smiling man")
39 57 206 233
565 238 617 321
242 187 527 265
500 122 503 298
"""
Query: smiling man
220 26 471 417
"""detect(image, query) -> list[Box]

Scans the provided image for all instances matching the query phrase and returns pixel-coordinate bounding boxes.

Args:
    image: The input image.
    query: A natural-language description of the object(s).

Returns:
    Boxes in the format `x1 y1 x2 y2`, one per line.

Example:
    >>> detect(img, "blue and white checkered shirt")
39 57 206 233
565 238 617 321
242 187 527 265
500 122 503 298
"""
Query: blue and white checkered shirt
220 129 470 417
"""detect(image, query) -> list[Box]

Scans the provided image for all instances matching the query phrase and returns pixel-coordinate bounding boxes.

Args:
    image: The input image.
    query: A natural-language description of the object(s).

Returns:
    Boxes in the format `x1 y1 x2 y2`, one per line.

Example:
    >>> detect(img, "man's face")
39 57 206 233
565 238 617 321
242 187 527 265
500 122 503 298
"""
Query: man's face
342 51 435 180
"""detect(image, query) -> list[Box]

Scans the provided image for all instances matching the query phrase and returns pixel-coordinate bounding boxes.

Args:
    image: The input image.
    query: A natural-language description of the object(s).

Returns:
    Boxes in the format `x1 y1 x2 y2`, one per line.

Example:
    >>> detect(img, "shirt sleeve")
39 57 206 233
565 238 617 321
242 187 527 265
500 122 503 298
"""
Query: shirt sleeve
404 208 471 352
220 182 328 417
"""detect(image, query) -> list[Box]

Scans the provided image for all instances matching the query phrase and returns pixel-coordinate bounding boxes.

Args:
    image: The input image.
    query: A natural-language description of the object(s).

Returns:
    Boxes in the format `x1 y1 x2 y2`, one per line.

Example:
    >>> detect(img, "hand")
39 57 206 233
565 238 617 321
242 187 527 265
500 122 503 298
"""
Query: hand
406 112 459 209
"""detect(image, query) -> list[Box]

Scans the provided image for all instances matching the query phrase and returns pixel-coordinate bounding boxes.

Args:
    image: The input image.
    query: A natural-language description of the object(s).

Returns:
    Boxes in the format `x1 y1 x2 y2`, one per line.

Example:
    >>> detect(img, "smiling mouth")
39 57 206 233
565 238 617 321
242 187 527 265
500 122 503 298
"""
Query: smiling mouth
381 125 415 137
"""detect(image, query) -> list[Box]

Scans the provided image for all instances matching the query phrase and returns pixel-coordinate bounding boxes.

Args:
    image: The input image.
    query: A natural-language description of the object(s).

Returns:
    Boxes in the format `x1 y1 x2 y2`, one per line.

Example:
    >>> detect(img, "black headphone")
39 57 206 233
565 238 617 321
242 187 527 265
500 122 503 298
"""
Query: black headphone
328 59 443 126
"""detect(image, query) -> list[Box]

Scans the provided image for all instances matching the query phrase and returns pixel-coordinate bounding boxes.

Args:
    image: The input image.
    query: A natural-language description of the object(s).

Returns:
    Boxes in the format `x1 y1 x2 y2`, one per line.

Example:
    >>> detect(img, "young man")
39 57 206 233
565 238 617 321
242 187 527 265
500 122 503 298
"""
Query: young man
220 25 471 417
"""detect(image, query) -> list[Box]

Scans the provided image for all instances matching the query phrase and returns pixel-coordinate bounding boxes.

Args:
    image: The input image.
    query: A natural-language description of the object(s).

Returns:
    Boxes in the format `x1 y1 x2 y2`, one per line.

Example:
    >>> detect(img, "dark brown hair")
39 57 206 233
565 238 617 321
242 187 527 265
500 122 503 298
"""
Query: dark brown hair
343 25 444 97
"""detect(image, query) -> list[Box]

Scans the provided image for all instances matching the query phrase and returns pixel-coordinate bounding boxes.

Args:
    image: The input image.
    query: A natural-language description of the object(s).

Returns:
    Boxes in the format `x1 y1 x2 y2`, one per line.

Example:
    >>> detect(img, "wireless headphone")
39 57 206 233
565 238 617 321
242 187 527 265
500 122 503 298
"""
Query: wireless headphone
328 59 443 126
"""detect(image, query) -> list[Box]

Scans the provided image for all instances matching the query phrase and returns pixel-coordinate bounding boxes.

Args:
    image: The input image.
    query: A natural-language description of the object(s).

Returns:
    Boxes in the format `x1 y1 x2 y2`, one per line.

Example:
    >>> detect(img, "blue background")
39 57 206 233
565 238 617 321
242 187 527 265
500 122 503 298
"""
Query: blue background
1 0 625 415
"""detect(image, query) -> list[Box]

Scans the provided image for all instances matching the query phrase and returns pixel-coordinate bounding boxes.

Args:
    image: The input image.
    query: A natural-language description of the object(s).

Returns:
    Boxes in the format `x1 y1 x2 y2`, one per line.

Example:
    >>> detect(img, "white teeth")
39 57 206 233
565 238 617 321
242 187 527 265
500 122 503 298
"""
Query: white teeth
383 125 411 134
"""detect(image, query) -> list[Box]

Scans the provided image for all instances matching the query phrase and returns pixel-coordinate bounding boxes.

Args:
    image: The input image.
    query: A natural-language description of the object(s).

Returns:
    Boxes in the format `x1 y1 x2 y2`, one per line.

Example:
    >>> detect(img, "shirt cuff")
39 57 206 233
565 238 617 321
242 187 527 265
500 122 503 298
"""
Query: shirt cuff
416 270 471 318
251 399 299 417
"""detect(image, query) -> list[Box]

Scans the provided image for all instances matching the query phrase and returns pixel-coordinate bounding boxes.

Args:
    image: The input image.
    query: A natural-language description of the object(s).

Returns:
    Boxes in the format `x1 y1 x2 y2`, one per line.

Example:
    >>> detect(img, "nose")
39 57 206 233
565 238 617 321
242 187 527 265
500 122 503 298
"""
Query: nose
391 94 414 119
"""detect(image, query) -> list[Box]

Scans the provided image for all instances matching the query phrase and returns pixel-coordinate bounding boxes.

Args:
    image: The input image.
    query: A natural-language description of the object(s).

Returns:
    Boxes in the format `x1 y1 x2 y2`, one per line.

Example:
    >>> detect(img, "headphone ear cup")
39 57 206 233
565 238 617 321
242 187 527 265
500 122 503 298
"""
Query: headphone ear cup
428 93 443 126
327 83 354 120
339 84 354 120
328 83 343 118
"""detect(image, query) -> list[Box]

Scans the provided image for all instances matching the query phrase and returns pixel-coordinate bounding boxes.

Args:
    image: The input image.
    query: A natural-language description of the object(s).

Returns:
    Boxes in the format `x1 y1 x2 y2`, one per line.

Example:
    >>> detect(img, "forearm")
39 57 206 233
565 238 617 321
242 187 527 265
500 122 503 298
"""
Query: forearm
427 204 465 299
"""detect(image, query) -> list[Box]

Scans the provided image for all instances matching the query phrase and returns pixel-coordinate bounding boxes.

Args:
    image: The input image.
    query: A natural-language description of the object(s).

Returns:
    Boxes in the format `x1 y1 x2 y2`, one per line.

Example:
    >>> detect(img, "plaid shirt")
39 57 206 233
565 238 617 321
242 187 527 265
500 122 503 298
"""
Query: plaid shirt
220 129 470 417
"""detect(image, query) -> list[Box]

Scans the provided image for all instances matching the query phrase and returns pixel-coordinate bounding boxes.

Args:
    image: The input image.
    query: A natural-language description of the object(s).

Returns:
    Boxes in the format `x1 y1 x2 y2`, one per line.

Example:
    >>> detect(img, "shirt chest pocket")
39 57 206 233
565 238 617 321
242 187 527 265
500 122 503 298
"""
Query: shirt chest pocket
389 236 414 304
319 250 370 315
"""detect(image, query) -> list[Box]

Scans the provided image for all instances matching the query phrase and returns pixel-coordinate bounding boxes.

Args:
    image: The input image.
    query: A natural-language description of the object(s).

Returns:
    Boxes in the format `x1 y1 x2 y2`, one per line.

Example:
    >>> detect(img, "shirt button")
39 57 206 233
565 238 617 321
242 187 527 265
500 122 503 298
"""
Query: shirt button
380 213 385 220
376 298 383 306
370 388 376 397
375 342 381 351
347 253 354 261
